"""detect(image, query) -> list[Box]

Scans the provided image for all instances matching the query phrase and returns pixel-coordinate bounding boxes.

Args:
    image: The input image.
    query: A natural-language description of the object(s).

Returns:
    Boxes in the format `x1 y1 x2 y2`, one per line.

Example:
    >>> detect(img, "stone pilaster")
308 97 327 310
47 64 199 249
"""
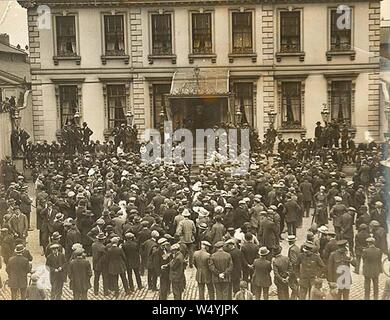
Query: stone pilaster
367 1 381 141
27 7 44 141
132 74 146 134
130 8 143 68
261 5 274 66
262 72 275 133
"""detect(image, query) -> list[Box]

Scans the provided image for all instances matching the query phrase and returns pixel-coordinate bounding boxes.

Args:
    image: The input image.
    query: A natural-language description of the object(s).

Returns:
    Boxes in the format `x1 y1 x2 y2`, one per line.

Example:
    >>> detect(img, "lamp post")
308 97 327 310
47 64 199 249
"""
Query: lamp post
159 109 165 142
126 110 134 126
320 103 330 125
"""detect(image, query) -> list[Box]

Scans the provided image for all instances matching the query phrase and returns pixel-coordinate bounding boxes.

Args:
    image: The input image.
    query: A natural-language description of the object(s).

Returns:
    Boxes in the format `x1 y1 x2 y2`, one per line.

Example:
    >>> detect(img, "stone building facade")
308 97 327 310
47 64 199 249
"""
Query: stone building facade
18 0 382 143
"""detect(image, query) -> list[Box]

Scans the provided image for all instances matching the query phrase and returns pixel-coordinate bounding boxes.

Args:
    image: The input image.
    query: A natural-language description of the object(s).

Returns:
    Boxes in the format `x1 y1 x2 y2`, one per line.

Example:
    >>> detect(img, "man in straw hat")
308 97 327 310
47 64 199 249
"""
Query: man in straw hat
46 243 66 300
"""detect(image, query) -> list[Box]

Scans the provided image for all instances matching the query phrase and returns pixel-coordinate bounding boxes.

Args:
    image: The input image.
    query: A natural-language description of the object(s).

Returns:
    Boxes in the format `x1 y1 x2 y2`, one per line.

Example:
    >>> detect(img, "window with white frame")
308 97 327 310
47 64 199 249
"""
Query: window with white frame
151 14 173 55
191 12 213 54
56 16 77 57
104 15 125 56
232 12 253 54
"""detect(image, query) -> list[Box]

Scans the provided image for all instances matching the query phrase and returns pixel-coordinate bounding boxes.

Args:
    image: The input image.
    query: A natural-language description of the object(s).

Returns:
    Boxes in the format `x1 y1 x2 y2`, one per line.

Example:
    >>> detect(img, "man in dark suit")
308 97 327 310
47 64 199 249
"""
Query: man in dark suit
169 243 185 300
6 244 30 300
81 122 93 147
68 248 92 300
107 237 130 297
19 186 32 230
240 233 259 283
193 241 214 300
122 232 143 291
91 232 108 295
299 179 313 218
45 243 66 300
225 238 243 297
284 196 301 236
273 245 292 300
287 235 300 300
362 237 382 300
209 241 233 300
252 247 272 300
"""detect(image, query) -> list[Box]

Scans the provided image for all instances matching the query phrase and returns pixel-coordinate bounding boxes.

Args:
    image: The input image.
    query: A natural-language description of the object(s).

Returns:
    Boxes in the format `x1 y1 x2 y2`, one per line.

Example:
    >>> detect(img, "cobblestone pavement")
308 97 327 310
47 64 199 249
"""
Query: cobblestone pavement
0 184 389 300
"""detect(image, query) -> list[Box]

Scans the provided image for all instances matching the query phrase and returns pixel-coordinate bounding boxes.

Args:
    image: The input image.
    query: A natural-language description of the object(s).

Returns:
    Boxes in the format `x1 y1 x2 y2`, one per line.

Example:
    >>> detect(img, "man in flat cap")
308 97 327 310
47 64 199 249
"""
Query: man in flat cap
176 209 196 268
329 196 347 240
208 241 233 300
169 243 185 300
296 241 325 300
122 232 143 292
327 239 353 300
68 248 92 300
362 237 382 300
193 240 214 300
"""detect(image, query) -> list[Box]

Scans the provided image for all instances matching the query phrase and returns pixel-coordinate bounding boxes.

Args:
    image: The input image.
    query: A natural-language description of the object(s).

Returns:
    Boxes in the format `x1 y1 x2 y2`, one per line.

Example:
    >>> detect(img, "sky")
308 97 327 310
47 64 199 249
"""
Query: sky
0 0 389 48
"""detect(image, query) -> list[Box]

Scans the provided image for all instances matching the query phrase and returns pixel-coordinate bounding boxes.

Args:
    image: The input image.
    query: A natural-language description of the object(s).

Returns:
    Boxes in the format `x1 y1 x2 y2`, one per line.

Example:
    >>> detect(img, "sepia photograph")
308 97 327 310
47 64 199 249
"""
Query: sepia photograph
0 0 389 304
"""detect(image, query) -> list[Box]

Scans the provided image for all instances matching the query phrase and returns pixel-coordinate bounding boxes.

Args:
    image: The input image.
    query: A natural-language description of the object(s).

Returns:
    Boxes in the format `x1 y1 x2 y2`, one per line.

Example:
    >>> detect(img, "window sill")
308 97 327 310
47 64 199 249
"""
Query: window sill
53 55 81 66
326 50 356 61
228 53 257 63
101 55 129 65
277 127 306 133
148 54 177 65
276 52 305 62
188 53 217 64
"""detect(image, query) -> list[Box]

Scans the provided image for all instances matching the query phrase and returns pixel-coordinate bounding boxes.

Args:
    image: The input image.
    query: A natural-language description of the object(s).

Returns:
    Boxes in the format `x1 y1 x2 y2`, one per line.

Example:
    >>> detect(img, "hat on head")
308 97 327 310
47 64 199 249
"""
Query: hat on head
157 237 168 245
182 209 191 217
14 244 25 253
214 241 225 248
50 243 61 250
337 239 348 246
225 238 236 246
366 237 376 243
369 220 380 228
31 273 40 283
171 243 180 251
318 226 328 233
198 222 208 230
334 196 342 202
96 232 107 240
51 232 62 240
225 203 233 209
358 223 368 230
201 240 212 247
287 235 297 242
151 230 160 238
303 242 315 250
259 247 270 256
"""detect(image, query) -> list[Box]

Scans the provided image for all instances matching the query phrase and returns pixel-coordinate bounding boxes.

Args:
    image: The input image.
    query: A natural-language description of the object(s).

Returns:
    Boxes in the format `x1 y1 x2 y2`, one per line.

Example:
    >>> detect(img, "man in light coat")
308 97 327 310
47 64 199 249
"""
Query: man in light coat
176 209 196 268
193 241 214 300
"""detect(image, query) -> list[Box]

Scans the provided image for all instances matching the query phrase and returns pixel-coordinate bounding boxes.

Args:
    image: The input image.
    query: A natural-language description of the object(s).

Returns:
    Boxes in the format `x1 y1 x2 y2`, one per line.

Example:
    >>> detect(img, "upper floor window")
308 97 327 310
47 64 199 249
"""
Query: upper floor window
330 80 352 124
280 11 301 53
232 12 253 54
281 81 302 128
151 14 173 55
107 84 126 129
104 15 125 56
330 9 352 51
192 12 212 54
56 16 77 56
59 85 78 127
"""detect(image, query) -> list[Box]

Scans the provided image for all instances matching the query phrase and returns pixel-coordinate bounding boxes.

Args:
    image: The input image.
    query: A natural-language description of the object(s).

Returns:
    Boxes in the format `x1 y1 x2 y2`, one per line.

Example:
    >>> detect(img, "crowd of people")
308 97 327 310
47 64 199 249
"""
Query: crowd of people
0 121 389 301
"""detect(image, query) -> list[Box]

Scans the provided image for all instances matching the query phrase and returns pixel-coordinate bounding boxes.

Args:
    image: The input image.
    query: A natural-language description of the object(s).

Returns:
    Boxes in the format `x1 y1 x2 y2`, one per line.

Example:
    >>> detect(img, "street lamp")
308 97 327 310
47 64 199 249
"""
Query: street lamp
267 109 277 127
321 103 330 124
126 110 134 126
